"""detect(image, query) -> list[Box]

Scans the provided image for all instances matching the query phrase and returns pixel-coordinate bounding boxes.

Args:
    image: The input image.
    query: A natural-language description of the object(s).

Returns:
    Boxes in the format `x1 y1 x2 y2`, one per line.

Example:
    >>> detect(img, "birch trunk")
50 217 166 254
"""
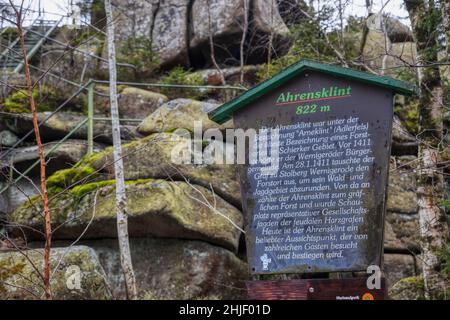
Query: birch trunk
442 0 450 57
206 0 225 85
240 0 249 84
405 0 449 299
104 0 138 299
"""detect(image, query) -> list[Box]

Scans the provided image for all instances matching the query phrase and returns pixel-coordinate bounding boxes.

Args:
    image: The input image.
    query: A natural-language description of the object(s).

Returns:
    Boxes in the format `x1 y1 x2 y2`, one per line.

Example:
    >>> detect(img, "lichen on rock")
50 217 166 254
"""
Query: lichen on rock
94 85 168 119
44 132 241 207
137 98 232 135
1 112 140 144
81 238 248 299
0 246 111 300
389 276 425 300
9 179 243 251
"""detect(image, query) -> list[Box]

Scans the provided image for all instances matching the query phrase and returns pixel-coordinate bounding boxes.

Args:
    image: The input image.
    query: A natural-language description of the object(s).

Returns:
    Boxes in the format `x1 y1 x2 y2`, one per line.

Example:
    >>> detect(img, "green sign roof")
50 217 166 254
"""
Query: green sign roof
209 59 418 124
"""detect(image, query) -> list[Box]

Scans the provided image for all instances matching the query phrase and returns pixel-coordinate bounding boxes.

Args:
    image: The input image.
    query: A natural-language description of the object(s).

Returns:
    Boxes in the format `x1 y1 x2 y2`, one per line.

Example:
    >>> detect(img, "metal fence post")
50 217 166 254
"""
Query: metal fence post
87 80 94 156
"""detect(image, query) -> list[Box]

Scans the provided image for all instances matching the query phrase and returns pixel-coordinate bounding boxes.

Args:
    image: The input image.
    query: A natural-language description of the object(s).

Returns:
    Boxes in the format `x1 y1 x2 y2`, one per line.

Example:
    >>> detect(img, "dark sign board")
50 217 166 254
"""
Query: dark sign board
209 60 416 275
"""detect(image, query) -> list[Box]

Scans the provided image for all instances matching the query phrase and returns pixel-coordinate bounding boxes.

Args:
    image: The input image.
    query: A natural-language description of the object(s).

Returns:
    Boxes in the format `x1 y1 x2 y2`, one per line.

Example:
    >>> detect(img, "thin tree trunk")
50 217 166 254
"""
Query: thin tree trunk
240 0 249 84
12 3 52 300
405 0 449 299
266 0 275 78
104 0 138 299
441 0 450 58
206 0 225 85
359 0 374 57
337 0 344 53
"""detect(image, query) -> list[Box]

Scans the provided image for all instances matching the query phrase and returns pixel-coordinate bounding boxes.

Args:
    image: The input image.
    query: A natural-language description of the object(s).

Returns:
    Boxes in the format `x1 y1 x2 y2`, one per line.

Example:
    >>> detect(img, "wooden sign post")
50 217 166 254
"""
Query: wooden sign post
209 60 416 300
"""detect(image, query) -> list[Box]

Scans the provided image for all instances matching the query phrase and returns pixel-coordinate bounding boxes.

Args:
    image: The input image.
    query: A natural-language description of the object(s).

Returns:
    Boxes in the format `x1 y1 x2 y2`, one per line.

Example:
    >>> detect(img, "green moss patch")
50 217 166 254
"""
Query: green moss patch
394 97 419 135
47 166 98 196
3 86 66 114
69 178 152 198
10 177 242 252
69 180 115 198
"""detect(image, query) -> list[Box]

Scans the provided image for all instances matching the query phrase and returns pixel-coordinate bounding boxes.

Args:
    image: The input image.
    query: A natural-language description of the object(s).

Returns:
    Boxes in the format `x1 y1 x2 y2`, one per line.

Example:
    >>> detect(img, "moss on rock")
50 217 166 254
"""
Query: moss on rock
394 95 419 135
93 85 168 118
44 132 241 207
47 165 98 195
69 180 116 198
3 86 67 114
137 98 232 135
389 276 425 300
10 179 243 251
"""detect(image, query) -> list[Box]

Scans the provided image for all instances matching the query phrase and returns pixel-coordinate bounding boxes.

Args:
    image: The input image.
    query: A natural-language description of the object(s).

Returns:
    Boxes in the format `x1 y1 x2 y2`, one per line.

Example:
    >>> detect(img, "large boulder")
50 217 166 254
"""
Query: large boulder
190 0 246 49
189 0 247 66
117 87 168 118
0 246 111 299
387 169 418 214
137 98 232 135
37 28 108 95
385 212 420 251
107 0 292 69
0 140 106 215
384 220 406 251
95 85 168 119
366 14 413 43
112 0 159 42
276 0 308 26
42 132 241 207
187 65 259 86
80 238 248 299
152 0 190 68
363 15 416 74
0 140 104 172
1 178 41 216
385 41 417 71
0 71 25 100
252 0 290 37
9 179 243 251
384 16 414 43
0 130 19 147
0 182 8 220
384 253 417 290
391 115 418 156
389 276 425 300
246 0 291 63
384 158 420 252
363 21 387 69
1 112 141 144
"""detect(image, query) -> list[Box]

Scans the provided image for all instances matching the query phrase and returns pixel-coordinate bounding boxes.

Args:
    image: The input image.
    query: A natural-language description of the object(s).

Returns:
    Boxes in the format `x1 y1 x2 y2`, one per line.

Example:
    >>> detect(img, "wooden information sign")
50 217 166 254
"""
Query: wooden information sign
209 60 416 298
